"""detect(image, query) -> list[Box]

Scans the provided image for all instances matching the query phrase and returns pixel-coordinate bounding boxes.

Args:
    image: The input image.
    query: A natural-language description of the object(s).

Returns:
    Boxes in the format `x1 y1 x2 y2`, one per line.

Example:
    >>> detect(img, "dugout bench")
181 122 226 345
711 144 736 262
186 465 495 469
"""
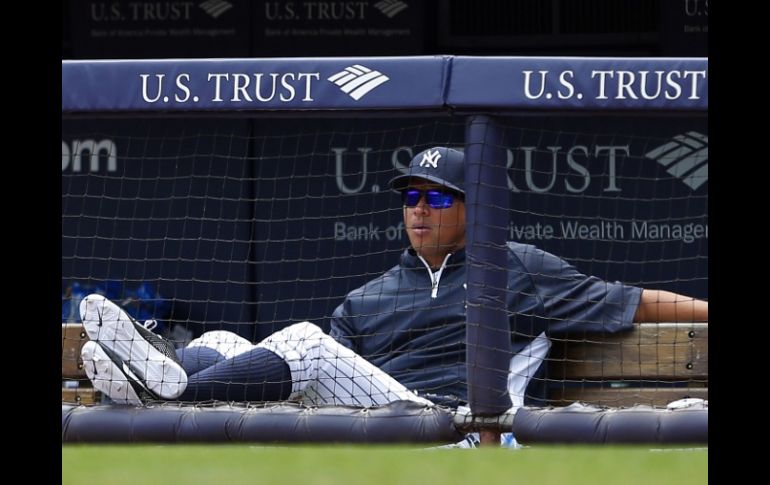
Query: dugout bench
61 323 100 405
547 323 708 407
62 322 708 408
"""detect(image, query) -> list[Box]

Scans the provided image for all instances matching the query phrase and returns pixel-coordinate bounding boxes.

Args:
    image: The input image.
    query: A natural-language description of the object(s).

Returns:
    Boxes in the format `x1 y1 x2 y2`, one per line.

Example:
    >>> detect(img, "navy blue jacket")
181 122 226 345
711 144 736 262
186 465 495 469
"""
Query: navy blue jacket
329 241 642 405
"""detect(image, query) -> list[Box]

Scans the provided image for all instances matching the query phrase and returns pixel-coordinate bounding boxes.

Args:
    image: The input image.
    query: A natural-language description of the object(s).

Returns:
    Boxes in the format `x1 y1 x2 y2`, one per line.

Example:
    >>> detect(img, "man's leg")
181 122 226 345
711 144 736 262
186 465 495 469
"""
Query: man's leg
174 323 428 405
177 345 293 402
256 321 433 407
167 329 291 401
177 330 256 375
81 297 427 407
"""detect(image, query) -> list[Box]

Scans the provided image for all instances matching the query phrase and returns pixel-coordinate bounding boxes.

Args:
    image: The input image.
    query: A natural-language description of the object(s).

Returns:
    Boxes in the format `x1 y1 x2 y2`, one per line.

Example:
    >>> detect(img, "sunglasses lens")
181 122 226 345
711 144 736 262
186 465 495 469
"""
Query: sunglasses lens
403 190 422 207
425 190 454 209
403 189 455 209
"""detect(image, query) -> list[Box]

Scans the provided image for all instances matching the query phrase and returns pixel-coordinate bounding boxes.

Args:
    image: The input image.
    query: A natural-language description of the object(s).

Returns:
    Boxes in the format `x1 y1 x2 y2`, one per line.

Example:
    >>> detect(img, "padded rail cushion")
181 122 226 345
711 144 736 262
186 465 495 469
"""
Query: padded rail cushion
62 400 463 444
512 402 708 444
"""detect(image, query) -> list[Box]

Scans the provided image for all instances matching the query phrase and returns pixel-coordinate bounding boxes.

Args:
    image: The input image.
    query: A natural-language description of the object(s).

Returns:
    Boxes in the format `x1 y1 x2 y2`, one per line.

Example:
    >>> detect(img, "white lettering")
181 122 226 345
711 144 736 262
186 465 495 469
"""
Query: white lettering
253 73 279 102
665 71 683 100
297 73 319 101
129 2 194 21
522 146 559 193
616 71 638 100
280 73 296 101
174 73 191 102
561 221 624 240
232 73 252 101
140 74 164 103
391 146 413 174
639 71 665 100
509 222 554 240
206 72 320 103
333 221 382 241
304 2 367 20
565 145 590 193
333 143 656 196
631 221 708 244
594 145 627 192
333 147 372 194
523 70 548 99
591 70 613 99
62 140 117 172
591 70 706 101
208 73 229 102
557 71 575 99
683 70 707 100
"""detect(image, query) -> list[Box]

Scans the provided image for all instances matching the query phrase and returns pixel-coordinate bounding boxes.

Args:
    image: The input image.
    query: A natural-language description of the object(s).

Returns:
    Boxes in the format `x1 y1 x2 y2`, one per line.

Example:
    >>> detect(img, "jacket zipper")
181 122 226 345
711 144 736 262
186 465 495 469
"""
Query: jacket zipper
418 253 453 298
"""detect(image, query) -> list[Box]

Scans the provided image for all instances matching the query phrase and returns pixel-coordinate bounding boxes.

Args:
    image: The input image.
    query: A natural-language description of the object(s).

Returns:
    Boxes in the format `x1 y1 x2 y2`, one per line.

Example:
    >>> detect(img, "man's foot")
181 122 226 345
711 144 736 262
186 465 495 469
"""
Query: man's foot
428 432 521 449
430 434 480 449
79 293 187 399
80 341 151 405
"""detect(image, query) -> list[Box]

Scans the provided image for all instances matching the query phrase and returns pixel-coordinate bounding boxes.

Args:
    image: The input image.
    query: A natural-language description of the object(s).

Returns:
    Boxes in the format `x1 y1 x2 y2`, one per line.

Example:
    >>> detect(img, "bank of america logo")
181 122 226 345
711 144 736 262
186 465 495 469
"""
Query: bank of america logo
374 0 409 18
645 131 708 190
327 65 390 100
199 0 232 18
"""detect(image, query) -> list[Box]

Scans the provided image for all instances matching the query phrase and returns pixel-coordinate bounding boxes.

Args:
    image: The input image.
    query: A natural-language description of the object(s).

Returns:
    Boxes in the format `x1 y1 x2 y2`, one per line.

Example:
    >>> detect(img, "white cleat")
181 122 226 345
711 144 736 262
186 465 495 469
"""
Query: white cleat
80 341 145 406
79 294 187 399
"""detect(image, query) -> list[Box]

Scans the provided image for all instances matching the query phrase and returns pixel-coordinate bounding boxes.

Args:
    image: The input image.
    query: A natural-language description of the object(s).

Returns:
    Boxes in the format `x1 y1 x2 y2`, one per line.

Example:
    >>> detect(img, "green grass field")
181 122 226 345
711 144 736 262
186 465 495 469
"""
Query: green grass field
62 444 707 485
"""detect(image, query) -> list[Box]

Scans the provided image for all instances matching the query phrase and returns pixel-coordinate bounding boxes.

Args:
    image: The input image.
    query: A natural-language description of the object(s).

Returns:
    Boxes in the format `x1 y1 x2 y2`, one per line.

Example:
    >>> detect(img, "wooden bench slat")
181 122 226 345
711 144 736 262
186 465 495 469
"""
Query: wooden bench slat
62 387 101 405
549 323 708 380
62 323 89 378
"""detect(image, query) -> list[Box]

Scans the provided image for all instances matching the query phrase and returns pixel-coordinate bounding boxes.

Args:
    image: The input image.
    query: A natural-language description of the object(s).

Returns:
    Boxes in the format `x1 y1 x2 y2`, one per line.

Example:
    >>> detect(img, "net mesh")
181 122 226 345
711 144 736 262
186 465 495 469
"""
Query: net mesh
62 114 707 407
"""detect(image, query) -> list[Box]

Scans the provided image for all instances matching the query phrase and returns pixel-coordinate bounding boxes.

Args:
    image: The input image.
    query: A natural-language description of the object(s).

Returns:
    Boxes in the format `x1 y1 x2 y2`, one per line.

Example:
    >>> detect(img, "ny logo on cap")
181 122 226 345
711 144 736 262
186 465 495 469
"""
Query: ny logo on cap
419 149 441 168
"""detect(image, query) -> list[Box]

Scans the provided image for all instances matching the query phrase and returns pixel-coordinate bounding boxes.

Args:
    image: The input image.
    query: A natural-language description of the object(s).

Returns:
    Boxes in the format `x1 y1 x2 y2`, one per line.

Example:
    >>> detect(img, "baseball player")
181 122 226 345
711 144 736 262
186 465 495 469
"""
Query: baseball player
79 147 708 446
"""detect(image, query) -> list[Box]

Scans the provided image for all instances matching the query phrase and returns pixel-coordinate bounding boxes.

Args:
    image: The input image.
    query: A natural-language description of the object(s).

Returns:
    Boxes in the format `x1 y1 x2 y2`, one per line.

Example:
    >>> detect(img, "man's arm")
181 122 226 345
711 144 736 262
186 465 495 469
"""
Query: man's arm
633 289 708 322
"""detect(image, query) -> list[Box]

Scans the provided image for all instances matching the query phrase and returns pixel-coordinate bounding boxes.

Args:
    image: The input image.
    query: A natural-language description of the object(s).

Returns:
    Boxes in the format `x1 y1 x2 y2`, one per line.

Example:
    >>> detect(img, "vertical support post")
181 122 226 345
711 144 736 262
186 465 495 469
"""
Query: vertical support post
464 115 512 444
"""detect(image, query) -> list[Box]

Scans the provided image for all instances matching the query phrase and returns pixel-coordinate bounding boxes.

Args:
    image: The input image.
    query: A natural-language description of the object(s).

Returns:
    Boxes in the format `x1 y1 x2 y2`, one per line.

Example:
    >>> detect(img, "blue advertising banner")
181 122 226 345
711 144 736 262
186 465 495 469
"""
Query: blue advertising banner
62 57 708 113
62 57 447 112
448 57 708 110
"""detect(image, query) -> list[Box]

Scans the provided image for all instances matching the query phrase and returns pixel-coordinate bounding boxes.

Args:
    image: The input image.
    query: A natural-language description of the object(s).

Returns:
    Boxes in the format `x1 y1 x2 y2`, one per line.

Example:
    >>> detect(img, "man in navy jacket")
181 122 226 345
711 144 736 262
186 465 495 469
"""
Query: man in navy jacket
78 147 708 434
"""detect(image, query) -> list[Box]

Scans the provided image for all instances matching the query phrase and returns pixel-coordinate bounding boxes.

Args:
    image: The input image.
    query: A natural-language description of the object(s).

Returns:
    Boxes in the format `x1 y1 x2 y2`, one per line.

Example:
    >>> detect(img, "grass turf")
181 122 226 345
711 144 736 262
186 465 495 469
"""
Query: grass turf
63 444 707 485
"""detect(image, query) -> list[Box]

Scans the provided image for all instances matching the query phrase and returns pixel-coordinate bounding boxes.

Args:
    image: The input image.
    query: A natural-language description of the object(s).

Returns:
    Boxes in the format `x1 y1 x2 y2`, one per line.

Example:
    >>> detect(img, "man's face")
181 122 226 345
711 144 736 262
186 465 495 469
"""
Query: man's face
402 179 466 267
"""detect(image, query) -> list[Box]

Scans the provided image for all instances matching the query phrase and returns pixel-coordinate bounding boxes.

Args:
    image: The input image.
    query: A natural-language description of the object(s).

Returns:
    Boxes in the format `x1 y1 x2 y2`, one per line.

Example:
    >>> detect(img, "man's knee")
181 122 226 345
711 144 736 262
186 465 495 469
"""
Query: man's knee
187 330 254 358
284 321 323 335
257 322 330 358
266 321 325 342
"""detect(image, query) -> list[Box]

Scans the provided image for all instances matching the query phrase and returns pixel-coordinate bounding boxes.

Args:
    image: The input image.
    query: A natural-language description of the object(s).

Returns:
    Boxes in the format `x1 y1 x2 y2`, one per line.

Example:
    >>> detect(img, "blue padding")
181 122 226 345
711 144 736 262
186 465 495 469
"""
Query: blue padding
449 57 708 111
62 56 708 112
61 401 463 444
512 403 708 444
62 57 447 112
464 115 512 416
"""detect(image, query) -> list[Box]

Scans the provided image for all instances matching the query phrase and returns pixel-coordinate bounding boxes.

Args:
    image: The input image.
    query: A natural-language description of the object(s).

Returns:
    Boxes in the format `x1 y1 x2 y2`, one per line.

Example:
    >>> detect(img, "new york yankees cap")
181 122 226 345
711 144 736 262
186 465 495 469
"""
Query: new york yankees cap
389 147 465 194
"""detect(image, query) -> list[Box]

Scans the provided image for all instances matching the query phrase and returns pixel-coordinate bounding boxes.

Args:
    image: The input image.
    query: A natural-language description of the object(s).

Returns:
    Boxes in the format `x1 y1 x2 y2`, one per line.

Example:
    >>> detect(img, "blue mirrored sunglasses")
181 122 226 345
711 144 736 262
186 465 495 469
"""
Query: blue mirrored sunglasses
402 189 462 209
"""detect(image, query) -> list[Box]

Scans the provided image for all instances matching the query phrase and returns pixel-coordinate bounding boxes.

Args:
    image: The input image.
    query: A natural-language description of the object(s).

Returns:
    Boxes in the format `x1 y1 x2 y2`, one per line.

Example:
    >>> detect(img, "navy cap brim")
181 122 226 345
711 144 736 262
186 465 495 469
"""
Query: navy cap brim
388 173 464 194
